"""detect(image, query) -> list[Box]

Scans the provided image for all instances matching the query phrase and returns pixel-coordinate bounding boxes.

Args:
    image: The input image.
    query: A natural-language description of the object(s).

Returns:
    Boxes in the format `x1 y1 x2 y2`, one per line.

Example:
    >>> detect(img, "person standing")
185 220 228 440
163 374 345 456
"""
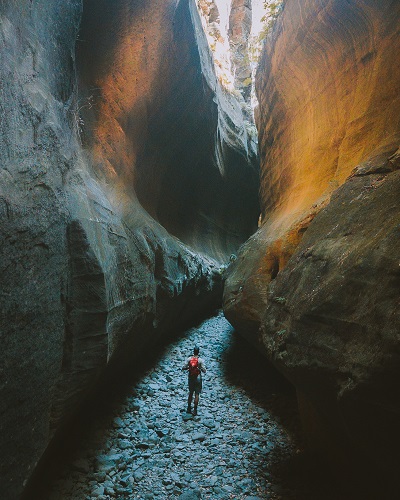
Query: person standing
182 346 206 416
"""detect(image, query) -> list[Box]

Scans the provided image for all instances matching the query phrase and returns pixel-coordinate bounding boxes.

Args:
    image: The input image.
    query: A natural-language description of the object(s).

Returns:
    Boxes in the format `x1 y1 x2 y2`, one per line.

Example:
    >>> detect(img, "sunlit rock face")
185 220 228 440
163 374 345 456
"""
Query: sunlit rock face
0 0 258 496
228 0 253 102
224 0 400 485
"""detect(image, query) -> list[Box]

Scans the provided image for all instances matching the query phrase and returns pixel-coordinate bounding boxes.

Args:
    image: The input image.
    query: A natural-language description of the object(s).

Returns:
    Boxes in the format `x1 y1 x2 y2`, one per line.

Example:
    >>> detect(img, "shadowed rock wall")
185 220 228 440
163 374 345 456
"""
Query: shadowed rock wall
0 0 258 497
78 0 259 262
229 0 253 102
224 0 400 488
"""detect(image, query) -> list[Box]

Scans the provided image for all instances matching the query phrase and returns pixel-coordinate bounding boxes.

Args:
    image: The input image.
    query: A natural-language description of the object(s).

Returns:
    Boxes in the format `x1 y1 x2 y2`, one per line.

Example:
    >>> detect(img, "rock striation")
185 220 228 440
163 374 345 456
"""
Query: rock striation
0 0 258 497
224 0 400 489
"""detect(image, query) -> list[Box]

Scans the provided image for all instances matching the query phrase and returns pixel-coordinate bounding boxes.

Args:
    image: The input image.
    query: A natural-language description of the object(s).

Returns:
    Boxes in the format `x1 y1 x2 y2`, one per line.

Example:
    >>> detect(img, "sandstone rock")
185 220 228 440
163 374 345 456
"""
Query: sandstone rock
0 0 258 497
259 169 400 483
224 0 400 490
78 0 259 262
229 0 253 101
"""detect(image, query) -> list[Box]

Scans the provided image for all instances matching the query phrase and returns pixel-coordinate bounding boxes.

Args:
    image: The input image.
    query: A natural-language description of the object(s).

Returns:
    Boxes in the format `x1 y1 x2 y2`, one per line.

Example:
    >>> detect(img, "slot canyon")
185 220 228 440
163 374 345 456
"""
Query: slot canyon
0 0 399 499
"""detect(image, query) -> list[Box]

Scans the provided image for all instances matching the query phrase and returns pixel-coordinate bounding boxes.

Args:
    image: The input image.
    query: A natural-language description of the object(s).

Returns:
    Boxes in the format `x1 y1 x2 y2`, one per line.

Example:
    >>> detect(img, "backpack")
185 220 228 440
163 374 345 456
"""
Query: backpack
188 356 200 376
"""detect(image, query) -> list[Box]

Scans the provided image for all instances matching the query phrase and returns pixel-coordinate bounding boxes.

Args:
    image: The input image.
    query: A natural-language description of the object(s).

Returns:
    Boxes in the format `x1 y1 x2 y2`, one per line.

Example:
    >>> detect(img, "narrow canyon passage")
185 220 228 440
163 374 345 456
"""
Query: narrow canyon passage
2 1 399 498
30 313 348 500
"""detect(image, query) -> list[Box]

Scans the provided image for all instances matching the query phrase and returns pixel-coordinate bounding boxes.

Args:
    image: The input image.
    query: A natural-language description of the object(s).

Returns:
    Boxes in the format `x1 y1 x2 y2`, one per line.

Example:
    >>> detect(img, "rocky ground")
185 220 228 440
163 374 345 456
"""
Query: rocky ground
33 312 349 499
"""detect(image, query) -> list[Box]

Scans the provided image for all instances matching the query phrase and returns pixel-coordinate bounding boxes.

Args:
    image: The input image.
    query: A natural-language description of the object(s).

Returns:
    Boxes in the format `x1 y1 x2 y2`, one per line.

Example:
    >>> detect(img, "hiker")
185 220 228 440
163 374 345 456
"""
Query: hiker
182 346 206 416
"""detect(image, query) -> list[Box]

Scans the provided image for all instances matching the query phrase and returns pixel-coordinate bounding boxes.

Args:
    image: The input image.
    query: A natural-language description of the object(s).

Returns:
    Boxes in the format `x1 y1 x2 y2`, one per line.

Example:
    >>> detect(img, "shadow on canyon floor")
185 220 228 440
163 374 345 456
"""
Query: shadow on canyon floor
222 330 388 500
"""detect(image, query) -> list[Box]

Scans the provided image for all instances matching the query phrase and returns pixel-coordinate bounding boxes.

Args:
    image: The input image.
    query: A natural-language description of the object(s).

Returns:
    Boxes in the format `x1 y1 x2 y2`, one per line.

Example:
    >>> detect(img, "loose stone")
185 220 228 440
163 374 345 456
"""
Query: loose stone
45 313 304 500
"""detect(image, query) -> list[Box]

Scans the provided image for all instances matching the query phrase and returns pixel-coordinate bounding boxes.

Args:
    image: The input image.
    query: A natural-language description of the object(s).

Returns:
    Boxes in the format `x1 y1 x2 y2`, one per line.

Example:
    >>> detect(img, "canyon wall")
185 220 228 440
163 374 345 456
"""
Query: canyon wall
229 0 253 102
0 0 258 497
224 0 400 488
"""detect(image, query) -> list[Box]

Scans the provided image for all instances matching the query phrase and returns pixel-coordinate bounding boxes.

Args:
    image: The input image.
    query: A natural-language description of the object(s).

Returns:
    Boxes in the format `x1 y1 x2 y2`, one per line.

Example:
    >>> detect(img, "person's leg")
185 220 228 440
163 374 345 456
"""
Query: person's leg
193 392 199 415
192 376 202 415
187 390 194 413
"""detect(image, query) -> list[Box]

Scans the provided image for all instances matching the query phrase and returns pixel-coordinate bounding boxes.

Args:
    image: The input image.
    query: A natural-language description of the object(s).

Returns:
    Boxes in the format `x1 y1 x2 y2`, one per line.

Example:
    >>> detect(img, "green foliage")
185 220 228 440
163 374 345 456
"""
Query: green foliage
259 1 284 41
261 1 283 24
247 1 284 67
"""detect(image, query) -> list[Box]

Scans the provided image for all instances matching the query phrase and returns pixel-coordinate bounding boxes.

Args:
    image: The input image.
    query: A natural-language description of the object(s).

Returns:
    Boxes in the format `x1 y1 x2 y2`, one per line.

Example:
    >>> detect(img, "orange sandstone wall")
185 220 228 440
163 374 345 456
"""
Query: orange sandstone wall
257 0 400 225
224 0 400 490
225 0 400 329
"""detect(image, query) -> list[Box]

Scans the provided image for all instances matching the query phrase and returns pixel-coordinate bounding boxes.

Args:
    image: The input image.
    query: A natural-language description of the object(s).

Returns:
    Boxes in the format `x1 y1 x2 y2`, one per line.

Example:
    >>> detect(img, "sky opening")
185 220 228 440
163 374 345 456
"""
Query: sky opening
197 0 271 107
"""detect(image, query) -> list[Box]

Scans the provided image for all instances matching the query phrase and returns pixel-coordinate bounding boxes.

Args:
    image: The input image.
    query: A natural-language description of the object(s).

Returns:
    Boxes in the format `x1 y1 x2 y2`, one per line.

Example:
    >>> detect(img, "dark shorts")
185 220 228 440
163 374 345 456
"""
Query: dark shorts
188 374 202 394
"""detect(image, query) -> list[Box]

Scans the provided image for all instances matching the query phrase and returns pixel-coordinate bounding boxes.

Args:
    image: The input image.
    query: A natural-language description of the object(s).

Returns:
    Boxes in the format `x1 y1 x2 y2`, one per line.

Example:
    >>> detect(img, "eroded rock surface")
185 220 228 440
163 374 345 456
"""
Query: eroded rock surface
224 0 400 489
0 0 258 497
78 0 258 262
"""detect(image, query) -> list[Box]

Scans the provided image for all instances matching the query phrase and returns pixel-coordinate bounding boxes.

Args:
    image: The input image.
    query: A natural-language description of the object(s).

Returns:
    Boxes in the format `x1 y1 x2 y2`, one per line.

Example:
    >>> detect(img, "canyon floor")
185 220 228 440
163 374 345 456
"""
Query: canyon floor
33 312 352 499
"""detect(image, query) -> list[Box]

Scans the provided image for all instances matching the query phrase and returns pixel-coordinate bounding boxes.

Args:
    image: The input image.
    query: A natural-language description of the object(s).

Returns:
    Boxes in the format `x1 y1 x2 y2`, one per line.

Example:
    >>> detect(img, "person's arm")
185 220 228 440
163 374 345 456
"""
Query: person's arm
199 358 207 374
